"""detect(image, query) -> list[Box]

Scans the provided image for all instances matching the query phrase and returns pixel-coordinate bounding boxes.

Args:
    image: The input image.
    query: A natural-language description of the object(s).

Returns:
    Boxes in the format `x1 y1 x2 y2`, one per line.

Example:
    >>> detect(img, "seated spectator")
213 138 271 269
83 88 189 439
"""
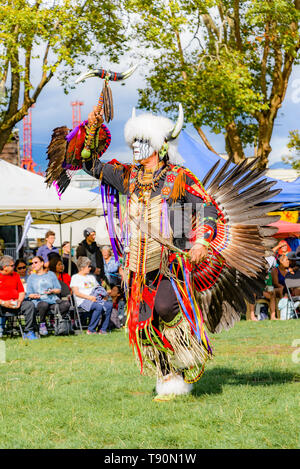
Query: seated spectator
70 256 112 335
0 255 38 340
273 240 291 258
271 255 291 299
248 271 277 321
107 285 126 330
62 241 78 276
26 256 70 336
102 246 120 287
48 255 71 293
36 230 59 267
15 258 30 289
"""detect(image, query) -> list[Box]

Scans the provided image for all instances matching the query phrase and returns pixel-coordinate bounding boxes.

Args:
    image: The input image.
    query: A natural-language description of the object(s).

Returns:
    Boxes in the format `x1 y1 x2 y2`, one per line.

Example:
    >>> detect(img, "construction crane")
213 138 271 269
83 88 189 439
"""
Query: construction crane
71 100 84 128
21 105 37 173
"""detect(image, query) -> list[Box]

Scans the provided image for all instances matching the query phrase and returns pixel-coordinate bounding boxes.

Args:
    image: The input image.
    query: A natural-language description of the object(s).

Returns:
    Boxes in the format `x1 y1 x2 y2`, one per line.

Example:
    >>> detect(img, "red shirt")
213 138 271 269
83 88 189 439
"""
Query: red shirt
0 271 24 301
58 272 71 289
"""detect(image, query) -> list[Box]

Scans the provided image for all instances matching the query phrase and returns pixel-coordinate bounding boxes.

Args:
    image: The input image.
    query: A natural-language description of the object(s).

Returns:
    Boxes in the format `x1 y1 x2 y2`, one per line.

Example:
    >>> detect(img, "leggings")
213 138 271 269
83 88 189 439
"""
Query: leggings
36 300 70 323
144 275 180 376
153 277 179 324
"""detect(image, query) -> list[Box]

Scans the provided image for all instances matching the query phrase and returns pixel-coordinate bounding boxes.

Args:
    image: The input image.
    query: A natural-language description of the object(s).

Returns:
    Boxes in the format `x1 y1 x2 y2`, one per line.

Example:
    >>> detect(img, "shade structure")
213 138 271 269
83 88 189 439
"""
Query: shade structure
0 159 102 225
269 220 300 238
177 131 300 207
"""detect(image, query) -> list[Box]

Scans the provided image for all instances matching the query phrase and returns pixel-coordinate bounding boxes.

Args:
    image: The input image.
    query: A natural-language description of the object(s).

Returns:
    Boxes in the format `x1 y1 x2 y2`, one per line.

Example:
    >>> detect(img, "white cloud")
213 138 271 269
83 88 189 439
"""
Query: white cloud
269 136 293 163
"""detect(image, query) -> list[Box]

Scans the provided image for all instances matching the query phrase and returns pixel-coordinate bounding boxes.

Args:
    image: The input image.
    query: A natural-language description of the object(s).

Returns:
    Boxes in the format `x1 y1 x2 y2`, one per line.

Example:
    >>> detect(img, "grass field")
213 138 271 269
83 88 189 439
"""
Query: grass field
0 320 299 449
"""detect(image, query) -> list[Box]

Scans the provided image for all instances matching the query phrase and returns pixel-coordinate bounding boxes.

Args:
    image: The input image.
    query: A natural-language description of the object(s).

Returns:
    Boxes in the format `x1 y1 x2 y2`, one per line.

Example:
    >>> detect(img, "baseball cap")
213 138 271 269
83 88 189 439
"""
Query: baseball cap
84 227 95 238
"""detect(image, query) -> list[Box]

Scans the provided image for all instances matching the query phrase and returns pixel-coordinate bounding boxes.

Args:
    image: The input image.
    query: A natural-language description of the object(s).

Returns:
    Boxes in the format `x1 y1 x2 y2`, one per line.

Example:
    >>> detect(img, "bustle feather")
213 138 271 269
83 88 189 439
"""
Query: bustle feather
197 158 282 333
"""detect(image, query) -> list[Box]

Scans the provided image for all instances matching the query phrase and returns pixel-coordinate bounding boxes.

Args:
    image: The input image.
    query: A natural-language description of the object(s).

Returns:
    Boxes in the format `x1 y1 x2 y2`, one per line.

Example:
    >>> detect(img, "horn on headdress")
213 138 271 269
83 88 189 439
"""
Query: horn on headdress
165 103 184 141
131 107 136 119
75 64 138 84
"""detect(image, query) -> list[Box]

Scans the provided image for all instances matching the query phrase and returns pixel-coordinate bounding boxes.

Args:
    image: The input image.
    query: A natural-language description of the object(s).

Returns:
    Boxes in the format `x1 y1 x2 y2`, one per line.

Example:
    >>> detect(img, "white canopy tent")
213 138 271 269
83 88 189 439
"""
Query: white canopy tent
0 159 103 225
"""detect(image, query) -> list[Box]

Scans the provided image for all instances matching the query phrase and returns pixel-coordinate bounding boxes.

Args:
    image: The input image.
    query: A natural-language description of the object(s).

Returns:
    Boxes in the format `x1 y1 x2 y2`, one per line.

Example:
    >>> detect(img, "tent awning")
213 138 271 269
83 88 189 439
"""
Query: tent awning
0 159 102 224
177 131 300 207
269 220 300 238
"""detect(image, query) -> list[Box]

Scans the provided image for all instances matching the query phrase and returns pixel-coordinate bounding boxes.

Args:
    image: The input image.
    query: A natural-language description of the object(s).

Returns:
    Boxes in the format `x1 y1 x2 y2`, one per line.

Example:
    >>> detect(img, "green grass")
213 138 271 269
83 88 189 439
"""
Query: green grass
0 320 299 449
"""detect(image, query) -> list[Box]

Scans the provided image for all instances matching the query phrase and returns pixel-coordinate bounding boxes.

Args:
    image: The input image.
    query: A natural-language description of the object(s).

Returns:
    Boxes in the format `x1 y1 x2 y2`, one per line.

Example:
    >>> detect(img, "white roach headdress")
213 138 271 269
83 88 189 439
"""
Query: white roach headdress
124 104 184 165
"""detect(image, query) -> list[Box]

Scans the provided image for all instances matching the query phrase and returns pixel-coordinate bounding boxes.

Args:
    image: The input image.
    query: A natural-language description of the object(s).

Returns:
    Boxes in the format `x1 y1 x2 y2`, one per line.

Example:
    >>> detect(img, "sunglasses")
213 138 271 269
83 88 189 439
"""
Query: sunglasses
17 266 27 270
32 261 40 265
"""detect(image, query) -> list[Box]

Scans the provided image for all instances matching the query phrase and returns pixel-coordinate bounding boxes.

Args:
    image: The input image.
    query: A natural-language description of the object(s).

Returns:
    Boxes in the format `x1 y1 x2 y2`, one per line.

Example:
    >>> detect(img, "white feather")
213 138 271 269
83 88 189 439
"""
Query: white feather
156 374 193 395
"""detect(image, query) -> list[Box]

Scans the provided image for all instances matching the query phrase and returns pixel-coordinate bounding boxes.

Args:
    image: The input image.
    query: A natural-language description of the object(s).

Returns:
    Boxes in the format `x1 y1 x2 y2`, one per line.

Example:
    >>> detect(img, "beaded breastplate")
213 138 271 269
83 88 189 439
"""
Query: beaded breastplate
126 163 176 275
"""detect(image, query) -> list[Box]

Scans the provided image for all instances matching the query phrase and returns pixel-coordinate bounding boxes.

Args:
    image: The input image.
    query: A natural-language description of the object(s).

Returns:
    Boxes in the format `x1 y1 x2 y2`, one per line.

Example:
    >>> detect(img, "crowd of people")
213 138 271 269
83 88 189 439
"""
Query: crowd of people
0 228 125 339
248 240 300 321
0 228 299 339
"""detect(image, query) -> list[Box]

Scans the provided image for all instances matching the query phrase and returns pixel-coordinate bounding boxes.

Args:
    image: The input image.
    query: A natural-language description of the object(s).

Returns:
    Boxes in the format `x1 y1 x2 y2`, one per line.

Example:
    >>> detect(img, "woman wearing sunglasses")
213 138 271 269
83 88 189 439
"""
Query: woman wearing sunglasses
15 259 30 288
26 256 69 336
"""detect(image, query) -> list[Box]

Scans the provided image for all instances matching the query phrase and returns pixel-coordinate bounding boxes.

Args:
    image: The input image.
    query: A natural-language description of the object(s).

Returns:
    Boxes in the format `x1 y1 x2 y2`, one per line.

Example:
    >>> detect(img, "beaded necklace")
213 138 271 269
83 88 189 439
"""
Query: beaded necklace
135 162 169 196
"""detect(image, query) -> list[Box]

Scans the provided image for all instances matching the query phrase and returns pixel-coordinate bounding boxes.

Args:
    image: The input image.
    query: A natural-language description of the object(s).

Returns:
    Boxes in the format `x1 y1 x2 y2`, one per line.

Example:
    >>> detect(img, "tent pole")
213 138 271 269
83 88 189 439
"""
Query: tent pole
59 215 62 255
15 225 19 260
68 226 72 276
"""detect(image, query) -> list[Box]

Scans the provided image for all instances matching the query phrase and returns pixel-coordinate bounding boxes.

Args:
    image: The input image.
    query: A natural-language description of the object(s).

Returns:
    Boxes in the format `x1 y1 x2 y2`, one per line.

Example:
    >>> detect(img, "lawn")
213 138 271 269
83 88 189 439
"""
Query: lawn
0 320 299 449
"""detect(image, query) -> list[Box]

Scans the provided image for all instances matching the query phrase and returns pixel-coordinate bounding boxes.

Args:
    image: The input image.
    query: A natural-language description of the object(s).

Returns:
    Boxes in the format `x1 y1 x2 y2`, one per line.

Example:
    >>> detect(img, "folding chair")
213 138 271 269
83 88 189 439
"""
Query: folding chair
69 294 83 334
285 278 300 319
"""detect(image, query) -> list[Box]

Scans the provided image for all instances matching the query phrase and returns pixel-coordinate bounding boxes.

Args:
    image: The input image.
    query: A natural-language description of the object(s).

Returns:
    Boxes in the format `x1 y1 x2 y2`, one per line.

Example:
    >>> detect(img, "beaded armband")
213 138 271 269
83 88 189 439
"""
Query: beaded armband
194 239 210 248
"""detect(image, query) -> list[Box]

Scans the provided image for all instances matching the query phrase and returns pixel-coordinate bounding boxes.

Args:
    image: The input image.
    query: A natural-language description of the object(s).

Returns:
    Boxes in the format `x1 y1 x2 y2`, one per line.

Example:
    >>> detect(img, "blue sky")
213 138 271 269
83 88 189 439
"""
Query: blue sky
17 61 300 171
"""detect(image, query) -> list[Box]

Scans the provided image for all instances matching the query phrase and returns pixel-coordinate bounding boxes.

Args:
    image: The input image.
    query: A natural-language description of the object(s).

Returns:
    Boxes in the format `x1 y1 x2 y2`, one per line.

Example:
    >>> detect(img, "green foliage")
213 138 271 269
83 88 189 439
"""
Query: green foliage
283 129 300 172
126 0 300 160
0 0 127 138
0 322 299 449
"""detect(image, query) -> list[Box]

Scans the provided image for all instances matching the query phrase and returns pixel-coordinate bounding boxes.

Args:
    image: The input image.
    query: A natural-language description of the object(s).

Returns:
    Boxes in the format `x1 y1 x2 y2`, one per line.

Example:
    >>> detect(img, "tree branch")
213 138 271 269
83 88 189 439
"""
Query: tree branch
201 13 219 40
233 0 242 51
194 126 219 155
261 22 270 99
0 56 9 85
24 46 32 105
217 3 227 44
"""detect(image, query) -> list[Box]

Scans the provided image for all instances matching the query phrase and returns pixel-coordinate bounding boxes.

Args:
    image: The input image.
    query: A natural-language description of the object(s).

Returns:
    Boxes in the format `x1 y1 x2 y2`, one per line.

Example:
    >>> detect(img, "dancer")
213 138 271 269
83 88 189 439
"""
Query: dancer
45 67 281 399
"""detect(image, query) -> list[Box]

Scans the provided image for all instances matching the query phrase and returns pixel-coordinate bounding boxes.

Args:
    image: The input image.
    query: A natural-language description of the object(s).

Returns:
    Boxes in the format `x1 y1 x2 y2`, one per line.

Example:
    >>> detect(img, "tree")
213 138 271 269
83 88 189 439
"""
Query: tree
283 129 300 172
0 0 127 154
126 0 300 167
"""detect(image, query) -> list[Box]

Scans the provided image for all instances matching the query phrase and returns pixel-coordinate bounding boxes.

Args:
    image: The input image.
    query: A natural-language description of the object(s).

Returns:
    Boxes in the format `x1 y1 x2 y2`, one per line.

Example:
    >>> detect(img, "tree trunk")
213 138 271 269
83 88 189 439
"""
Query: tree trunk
256 114 274 169
0 126 14 156
225 121 245 164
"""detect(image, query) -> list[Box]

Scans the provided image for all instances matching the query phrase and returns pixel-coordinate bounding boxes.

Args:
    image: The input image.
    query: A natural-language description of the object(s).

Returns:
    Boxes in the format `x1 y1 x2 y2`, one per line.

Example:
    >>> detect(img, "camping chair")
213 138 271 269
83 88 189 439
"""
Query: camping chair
284 278 300 319
0 310 24 338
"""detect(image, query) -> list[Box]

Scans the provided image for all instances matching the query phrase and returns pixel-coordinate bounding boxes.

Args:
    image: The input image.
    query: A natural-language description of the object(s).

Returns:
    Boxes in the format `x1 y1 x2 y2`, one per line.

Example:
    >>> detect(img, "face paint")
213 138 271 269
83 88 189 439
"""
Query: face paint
132 139 154 161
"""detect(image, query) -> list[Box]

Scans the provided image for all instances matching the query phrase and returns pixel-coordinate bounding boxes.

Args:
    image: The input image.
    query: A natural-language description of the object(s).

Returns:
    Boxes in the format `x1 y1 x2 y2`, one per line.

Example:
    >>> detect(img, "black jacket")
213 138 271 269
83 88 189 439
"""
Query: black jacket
76 239 105 280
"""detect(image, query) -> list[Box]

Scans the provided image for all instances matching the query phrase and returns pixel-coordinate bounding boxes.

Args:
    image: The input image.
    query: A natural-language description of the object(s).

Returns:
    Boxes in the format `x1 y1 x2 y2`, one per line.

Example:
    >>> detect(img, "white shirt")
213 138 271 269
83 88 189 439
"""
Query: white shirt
70 273 98 307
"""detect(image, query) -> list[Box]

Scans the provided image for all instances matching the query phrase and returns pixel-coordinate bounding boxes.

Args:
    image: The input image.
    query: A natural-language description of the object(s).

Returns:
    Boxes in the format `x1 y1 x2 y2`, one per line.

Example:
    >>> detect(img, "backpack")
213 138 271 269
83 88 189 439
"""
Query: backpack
54 311 74 336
